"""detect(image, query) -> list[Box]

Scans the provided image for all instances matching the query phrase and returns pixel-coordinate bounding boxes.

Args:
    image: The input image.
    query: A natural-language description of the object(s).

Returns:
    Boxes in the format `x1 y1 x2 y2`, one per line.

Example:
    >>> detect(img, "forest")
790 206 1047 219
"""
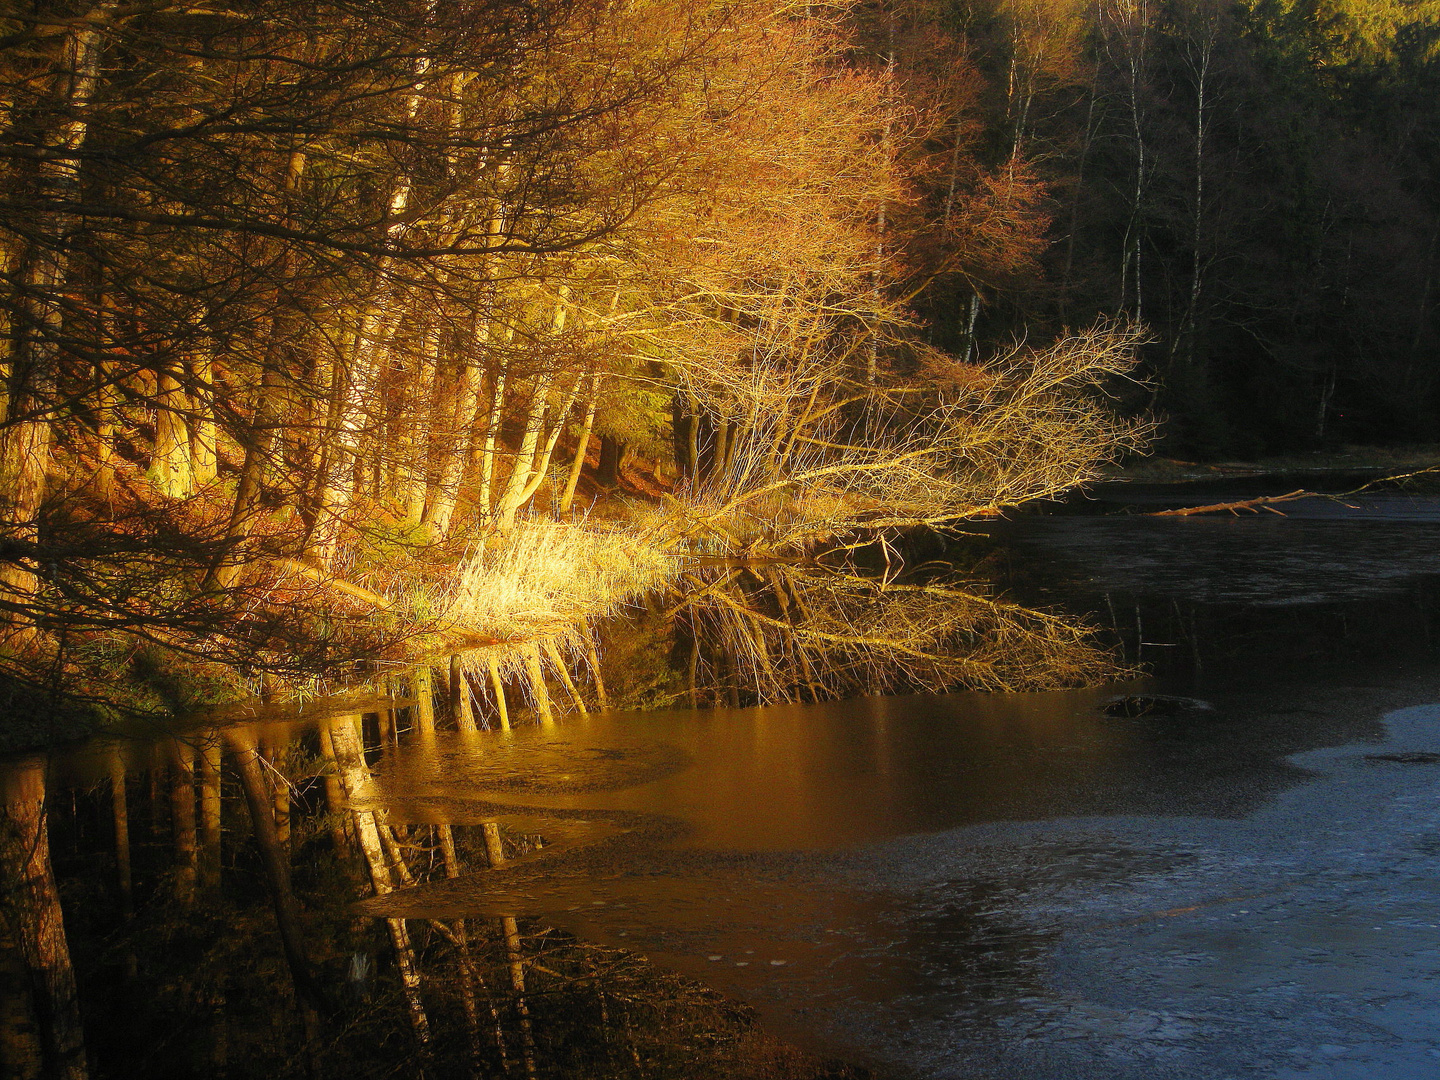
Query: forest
2 1 1438 1077
1 0 1430 719
0 0 1143 713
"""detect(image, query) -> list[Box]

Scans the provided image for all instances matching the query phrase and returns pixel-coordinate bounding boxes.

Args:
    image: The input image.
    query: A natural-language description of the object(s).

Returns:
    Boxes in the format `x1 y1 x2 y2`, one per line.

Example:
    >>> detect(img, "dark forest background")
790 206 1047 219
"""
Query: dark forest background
898 0 1440 458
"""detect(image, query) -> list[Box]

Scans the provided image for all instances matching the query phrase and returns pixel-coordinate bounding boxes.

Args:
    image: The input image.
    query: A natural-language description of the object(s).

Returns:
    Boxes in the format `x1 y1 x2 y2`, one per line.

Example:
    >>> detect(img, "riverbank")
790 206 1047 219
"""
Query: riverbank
1105 444 1440 484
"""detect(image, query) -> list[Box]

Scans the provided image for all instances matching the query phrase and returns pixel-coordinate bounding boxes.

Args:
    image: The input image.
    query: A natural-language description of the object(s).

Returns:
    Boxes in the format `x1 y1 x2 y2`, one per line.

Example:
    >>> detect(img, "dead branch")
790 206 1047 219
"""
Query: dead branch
1148 489 1311 516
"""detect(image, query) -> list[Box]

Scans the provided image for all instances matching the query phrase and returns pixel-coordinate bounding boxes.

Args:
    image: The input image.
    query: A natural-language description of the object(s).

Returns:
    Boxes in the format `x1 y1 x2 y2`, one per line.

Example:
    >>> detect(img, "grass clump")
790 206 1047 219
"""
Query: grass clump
439 520 679 644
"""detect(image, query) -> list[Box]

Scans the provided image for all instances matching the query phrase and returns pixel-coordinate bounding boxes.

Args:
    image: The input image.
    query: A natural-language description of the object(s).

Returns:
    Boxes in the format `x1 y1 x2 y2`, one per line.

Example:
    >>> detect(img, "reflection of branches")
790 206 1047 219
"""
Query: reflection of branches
670 562 1123 706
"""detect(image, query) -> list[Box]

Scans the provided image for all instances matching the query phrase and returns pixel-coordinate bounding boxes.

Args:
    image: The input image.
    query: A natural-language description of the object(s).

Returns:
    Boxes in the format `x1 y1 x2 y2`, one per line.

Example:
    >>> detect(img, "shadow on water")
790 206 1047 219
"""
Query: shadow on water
9 490 1440 1077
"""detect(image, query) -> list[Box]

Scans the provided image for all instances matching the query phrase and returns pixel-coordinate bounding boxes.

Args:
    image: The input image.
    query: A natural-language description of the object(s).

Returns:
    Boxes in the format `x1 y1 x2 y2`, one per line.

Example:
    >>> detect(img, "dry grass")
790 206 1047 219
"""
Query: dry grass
442 520 677 638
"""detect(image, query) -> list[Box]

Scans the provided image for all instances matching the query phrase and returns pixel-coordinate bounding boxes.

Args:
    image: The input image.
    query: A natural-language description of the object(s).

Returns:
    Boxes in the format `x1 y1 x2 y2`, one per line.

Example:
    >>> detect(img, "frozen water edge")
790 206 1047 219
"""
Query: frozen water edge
851 703 1440 1079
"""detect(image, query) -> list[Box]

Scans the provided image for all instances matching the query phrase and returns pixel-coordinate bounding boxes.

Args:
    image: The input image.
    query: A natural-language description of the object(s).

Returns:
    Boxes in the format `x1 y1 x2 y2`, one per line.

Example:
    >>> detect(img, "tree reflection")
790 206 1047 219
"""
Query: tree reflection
0 757 86 1080
0 555 1123 1078
667 561 1123 708
0 717 880 1079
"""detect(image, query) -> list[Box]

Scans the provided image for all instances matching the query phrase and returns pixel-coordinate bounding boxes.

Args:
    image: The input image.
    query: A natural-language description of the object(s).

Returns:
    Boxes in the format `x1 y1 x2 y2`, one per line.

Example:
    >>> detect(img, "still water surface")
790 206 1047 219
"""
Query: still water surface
342 485 1440 1078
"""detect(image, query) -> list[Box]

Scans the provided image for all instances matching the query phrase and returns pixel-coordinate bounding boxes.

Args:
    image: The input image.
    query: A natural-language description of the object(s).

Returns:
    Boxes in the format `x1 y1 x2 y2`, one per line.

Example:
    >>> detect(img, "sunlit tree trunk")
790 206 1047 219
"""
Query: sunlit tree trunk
89 354 120 503
523 645 554 726
449 655 476 733
585 634 609 709
486 659 511 731
188 356 218 488
473 358 510 517
205 149 307 591
0 757 88 1080
410 667 437 736
395 322 436 526
149 370 193 498
493 290 570 530
312 179 412 559
557 373 599 515
1105 0 1150 321
542 638 587 714
315 724 362 885
521 372 582 510
426 317 490 536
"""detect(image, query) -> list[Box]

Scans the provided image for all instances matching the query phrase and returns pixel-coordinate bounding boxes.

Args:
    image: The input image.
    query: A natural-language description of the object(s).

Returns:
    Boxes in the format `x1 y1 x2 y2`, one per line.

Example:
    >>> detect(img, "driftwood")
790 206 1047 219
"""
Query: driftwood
1147 463 1440 518
1149 489 1312 516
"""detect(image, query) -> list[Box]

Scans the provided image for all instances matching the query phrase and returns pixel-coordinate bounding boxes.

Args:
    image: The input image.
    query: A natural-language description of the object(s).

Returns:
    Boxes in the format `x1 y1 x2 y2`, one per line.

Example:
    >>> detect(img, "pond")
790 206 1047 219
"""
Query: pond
10 478 1440 1079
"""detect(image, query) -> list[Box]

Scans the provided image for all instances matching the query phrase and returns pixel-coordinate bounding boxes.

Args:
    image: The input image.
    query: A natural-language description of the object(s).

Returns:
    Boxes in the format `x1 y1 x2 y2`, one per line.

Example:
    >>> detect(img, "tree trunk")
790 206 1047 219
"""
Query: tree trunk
558 371 599 515
481 823 536 1079
585 634 609 709
90 358 120 503
149 371 193 498
426 318 490 537
597 435 626 489
493 290 570 530
474 365 508 517
204 363 284 592
542 638 587 714
0 933 43 1080
558 374 599 515
189 356 218 488
524 645 553 726
315 724 361 884
262 736 290 852
411 667 437 736
310 178 410 562
487 659 510 731
450 655 476 733
395 325 435 526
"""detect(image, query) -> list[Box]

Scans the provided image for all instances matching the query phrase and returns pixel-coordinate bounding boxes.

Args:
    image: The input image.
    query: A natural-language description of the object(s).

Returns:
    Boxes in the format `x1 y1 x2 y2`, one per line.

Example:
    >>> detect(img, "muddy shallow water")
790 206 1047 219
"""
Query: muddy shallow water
336 485 1440 1078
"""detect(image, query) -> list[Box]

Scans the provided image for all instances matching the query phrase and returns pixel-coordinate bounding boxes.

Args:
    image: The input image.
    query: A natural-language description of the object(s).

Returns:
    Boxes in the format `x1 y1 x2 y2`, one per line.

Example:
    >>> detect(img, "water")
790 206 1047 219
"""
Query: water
342 485 1440 1077
17 481 1440 1077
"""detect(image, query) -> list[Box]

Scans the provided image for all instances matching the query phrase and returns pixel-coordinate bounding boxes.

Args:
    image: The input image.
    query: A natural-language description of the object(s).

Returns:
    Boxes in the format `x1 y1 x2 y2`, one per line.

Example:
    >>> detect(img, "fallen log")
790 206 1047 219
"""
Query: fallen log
1149 489 1312 516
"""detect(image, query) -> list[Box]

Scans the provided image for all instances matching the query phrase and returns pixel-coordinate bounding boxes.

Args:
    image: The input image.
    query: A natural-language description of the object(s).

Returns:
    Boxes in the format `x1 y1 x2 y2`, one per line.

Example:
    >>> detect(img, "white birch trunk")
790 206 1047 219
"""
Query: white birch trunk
492 290 569 530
